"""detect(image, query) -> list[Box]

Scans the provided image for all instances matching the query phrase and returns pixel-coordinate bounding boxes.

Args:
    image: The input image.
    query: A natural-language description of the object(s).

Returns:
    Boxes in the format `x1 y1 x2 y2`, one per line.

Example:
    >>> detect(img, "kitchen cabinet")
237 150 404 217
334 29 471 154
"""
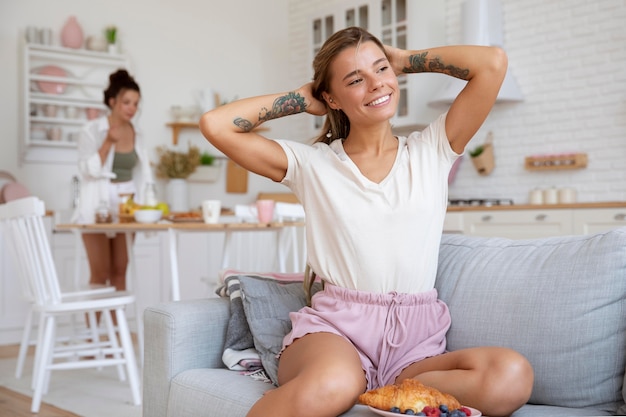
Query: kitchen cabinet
308 0 445 131
444 203 626 239
572 207 626 235
21 41 128 163
461 209 573 239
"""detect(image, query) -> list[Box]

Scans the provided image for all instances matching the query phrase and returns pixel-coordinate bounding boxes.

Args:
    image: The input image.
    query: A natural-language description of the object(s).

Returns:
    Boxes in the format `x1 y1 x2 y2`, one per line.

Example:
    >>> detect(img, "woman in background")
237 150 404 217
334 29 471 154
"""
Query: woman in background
72 69 153 292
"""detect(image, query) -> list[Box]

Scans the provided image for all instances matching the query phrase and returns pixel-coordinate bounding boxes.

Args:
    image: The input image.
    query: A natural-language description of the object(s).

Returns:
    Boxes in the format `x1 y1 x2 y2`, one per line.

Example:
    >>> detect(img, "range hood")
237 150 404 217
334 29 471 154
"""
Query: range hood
429 0 523 106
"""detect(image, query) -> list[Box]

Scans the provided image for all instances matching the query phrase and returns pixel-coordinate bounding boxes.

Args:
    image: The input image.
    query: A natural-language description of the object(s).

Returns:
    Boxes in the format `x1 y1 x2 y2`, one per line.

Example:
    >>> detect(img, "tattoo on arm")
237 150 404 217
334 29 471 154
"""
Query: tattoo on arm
232 91 307 132
403 52 470 80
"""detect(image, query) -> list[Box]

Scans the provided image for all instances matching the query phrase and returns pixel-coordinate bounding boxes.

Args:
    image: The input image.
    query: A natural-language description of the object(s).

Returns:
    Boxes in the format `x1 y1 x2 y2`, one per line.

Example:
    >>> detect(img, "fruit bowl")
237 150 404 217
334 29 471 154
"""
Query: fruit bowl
134 209 162 224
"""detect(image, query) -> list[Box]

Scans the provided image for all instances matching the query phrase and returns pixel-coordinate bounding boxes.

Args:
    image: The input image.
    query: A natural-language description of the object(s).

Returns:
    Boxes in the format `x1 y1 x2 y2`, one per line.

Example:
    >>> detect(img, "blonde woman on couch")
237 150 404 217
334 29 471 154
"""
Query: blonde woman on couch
200 27 533 417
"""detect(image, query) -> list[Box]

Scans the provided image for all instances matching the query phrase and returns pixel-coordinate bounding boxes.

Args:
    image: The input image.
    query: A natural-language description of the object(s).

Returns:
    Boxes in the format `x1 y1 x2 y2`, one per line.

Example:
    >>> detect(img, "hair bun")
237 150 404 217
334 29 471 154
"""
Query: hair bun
109 69 131 83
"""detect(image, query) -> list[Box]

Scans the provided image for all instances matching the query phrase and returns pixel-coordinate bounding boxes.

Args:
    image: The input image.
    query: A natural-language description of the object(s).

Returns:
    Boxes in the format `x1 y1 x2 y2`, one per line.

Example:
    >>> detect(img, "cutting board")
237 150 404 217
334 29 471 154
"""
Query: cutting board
226 160 248 193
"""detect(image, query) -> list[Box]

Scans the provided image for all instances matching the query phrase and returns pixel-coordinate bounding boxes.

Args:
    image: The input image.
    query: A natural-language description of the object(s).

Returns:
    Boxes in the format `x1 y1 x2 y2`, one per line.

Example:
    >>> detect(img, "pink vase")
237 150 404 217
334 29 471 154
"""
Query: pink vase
61 16 84 49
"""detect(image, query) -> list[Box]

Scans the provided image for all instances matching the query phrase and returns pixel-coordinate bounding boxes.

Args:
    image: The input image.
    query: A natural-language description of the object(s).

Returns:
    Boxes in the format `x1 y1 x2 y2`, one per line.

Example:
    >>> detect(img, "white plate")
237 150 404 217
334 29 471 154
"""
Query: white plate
367 405 481 417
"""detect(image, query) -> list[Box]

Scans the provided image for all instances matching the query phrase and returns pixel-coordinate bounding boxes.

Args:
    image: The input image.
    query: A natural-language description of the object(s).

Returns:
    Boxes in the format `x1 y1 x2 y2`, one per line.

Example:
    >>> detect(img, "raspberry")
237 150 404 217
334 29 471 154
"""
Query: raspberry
459 406 472 416
422 406 441 417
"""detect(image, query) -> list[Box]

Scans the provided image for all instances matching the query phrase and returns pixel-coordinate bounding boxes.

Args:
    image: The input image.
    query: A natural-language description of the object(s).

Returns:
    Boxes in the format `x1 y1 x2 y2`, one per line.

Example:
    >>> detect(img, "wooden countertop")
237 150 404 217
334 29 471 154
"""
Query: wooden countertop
55 220 305 232
446 201 626 212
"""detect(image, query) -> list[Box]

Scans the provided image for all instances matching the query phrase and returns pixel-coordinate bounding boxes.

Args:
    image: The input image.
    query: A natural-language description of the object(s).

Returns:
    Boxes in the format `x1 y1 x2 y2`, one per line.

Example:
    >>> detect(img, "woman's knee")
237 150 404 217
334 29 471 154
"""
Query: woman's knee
288 371 364 414
486 348 534 415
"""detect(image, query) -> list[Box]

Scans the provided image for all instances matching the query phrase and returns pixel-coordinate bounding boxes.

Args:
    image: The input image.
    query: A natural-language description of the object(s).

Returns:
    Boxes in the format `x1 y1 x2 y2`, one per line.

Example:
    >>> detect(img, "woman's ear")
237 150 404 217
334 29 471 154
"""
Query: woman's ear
322 92 339 110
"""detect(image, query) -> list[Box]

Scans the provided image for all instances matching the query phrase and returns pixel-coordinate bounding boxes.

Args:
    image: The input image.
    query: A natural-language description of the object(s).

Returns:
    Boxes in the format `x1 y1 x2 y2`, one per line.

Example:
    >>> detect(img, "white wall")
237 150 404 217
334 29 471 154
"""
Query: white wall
445 0 626 203
0 0 292 212
287 0 626 204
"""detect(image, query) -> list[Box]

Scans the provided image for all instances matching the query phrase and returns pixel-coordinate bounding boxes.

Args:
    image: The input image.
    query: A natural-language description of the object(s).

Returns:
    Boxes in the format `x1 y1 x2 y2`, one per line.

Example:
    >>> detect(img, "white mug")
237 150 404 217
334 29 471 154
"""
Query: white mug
201 200 221 224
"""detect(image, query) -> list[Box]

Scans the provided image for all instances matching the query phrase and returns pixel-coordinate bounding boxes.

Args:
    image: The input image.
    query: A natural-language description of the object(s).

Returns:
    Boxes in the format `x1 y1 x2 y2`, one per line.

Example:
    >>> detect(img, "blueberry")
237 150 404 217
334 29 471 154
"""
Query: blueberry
439 405 449 413
390 407 401 413
405 410 416 415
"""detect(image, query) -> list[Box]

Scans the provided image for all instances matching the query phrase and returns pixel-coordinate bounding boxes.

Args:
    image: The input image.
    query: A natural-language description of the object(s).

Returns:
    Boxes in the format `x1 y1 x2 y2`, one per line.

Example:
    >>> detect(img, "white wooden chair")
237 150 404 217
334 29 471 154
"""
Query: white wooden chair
0 196 141 413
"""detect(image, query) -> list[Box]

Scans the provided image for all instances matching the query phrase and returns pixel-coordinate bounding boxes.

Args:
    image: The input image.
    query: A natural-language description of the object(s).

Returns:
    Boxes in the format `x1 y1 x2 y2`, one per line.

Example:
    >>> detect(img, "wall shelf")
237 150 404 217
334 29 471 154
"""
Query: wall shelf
165 121 269 145
166 121 198 145
524 153 588 171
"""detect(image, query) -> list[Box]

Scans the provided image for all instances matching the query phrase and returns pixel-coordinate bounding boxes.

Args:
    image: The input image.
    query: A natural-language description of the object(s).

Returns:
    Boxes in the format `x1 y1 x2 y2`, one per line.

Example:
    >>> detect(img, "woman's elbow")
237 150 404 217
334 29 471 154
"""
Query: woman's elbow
491 46 508 80
199 111 220 145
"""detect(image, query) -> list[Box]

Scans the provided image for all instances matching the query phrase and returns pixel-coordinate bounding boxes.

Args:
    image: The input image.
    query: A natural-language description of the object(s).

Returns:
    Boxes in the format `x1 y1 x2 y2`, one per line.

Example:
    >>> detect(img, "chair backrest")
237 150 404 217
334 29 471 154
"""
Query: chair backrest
0 197 63 306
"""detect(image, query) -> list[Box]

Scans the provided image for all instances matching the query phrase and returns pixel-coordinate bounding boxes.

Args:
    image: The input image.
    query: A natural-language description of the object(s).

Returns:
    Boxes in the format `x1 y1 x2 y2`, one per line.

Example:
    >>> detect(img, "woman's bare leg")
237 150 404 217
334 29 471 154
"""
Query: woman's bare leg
82 234 112 286
246 332 367 417
396 346 534 417
109 233 130 291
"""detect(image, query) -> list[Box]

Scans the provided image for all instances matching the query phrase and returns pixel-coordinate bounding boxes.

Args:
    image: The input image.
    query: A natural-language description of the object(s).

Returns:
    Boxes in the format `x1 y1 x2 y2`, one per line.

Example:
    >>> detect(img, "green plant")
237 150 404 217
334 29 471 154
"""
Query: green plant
469 145 484 158
105 26 117 44
155 145 200 179
199 151 215 166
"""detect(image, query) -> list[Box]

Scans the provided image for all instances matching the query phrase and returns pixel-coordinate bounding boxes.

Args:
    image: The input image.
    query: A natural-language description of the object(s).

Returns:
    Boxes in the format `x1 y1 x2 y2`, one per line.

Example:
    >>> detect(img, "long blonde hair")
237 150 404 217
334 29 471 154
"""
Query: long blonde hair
311 27 390 144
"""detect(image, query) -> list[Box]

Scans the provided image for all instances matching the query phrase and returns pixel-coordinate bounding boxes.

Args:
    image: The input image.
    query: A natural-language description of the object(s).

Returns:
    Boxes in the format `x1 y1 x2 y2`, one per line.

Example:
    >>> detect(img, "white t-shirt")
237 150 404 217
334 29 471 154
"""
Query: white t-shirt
276 113 459 294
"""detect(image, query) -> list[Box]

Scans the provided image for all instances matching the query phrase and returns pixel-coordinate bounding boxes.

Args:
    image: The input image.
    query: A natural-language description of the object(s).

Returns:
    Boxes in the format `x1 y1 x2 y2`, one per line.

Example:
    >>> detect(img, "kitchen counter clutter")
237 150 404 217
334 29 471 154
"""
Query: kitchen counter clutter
446 201 626 211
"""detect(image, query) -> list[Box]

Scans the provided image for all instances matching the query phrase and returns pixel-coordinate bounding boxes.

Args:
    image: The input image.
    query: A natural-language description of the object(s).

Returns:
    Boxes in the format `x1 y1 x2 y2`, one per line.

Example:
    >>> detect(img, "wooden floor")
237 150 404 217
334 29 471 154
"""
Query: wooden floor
0 344 80 417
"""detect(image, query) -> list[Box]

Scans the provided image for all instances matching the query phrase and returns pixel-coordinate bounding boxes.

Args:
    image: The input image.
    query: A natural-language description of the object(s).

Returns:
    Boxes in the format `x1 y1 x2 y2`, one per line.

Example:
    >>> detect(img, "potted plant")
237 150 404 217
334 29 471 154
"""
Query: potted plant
155 145 200 212
469 132 495 176
105 25 117 53
188 151 221 183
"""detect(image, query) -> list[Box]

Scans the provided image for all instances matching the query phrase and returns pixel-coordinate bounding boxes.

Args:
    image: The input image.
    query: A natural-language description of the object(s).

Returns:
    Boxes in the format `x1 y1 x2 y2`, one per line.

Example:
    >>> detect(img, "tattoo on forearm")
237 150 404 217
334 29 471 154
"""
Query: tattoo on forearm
232 91 307 132
403 52 470 80
233 117 254 132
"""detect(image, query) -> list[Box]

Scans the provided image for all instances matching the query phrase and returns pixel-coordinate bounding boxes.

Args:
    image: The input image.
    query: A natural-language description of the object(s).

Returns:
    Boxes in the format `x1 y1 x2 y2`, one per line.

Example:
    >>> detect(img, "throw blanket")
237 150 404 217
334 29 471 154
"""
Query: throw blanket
216 270 306 373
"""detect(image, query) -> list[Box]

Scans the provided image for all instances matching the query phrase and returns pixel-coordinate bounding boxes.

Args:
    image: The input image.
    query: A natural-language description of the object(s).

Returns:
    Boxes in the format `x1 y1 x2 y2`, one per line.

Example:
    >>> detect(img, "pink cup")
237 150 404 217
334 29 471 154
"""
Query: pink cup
256 199 275 223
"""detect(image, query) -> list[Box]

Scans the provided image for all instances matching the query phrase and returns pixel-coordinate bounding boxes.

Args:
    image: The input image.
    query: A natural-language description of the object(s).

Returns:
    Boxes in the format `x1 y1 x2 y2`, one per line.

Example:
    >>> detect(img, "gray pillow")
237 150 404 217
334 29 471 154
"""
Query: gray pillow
435 229 626 413
238 275 322 385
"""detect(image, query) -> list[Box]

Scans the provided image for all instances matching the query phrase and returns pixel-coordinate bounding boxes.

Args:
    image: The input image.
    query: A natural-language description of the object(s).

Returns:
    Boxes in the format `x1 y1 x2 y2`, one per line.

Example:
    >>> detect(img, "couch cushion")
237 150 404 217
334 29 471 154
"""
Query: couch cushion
217 271 309 373
237 275 322 385
435 229 626 413
168 367 375 417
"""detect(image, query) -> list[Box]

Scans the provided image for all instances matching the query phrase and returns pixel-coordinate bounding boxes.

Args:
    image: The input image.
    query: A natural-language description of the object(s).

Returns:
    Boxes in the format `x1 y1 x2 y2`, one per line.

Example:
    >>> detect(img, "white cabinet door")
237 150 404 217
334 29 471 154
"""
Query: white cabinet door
379 0 445 129
443 211 464 234
308 0 445 131
572 208 626 235
462 209 574 239
0 226 30 344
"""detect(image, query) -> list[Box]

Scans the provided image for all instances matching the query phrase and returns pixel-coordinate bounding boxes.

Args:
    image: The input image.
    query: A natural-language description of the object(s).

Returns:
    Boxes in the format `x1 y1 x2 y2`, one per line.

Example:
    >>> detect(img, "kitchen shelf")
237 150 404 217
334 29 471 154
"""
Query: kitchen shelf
166 121 269 145
21 41 129 163
524 153 588 171
166 121 199 145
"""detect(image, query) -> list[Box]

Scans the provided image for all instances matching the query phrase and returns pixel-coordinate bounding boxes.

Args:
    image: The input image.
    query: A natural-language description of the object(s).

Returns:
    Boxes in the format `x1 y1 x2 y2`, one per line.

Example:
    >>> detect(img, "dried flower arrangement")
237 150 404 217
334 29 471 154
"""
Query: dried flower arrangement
155 145 200 179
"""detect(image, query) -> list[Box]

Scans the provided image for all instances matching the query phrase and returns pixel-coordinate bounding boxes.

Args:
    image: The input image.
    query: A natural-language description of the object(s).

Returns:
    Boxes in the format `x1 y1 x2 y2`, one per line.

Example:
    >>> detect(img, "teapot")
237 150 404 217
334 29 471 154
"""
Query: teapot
195 88 217 113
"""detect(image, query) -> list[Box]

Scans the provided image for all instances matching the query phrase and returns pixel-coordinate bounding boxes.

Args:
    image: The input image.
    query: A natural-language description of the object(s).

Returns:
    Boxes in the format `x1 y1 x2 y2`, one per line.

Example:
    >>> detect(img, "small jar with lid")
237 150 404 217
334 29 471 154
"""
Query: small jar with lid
95 200 112 223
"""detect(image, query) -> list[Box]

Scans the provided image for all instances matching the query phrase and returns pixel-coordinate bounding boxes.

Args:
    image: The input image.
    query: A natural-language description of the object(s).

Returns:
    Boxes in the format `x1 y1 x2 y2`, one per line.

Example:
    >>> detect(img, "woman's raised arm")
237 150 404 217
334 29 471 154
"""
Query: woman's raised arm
199 83 326 182
385 44 508 153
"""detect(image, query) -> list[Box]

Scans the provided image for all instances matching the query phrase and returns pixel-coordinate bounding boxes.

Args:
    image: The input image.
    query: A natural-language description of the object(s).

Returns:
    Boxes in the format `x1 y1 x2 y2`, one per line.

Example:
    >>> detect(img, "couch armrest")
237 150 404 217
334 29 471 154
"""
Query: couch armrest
143 297 229 417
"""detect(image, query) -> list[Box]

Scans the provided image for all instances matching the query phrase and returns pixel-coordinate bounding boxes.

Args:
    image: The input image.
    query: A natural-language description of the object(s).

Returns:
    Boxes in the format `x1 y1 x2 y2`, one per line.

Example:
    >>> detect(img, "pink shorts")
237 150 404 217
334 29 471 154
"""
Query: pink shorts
282 284 451 390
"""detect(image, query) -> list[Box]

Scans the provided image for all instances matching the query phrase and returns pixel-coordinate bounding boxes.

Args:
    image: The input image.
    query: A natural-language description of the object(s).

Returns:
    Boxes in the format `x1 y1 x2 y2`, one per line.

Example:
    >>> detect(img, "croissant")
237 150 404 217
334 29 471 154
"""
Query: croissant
358 379 461 413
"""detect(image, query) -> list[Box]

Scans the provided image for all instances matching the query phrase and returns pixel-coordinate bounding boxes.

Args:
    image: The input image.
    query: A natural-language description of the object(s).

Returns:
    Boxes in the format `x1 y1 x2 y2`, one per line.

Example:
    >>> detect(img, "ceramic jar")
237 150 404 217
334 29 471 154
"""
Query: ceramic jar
61 16 83 49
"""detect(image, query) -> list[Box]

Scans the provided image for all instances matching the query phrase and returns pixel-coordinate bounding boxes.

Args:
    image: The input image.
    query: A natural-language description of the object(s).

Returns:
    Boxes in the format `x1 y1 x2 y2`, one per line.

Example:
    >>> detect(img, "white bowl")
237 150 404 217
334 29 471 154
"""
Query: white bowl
134 209 162 223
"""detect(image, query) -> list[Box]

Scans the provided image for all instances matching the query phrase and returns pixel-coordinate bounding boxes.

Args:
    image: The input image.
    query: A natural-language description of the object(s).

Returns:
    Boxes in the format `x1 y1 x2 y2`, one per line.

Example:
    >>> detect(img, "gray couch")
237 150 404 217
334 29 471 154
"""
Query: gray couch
143 229 626 417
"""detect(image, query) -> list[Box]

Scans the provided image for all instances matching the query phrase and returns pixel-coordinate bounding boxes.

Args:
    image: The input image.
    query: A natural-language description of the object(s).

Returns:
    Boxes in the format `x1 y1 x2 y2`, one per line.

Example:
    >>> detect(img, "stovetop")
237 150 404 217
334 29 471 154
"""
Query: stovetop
448 198 514 207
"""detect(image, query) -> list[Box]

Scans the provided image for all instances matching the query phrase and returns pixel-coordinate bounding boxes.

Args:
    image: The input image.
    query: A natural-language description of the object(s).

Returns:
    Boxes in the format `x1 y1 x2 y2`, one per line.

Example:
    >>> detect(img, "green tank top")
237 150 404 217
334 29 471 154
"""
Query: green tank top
112 149 138 183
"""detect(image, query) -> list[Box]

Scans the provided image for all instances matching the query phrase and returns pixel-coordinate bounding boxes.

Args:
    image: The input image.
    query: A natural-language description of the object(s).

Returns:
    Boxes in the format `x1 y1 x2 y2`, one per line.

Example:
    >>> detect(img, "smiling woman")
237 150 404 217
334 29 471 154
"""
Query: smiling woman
199 26 529 417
